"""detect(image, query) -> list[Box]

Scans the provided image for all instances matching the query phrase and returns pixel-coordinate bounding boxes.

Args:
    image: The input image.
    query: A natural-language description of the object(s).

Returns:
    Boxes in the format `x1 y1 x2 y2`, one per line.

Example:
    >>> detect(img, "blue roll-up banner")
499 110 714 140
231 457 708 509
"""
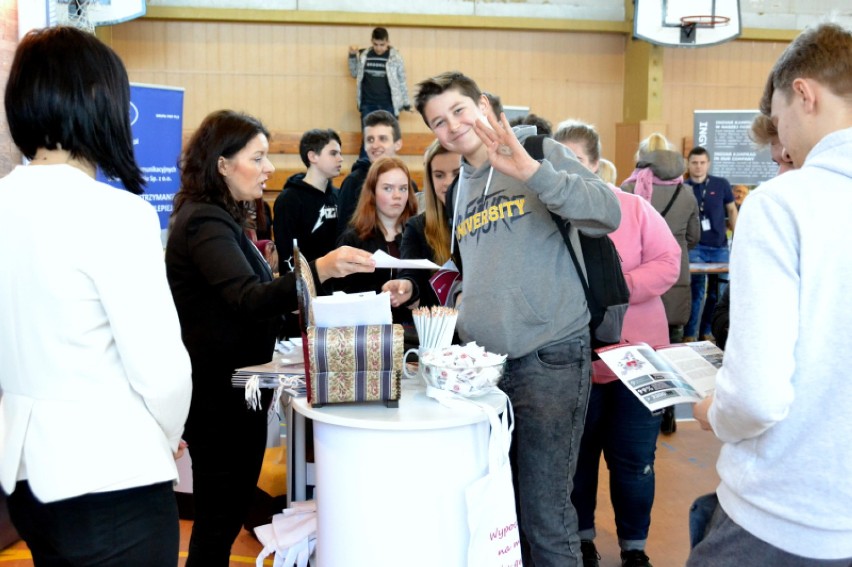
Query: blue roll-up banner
97 83 184 238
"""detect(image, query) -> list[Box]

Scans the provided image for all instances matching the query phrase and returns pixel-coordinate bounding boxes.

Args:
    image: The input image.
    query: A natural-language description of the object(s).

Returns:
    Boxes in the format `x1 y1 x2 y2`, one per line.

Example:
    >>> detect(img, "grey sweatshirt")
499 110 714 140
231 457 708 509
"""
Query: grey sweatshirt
452 127 621 359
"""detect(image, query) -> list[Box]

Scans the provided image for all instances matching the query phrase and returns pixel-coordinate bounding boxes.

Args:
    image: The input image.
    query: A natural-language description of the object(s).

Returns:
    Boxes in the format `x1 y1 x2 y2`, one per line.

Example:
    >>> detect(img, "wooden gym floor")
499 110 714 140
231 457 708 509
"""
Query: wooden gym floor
0 419 721 567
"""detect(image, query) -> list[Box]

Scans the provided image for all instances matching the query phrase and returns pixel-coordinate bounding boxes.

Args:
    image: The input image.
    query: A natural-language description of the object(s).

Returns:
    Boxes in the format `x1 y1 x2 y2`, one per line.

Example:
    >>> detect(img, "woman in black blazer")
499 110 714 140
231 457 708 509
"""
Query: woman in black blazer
166 110 375 567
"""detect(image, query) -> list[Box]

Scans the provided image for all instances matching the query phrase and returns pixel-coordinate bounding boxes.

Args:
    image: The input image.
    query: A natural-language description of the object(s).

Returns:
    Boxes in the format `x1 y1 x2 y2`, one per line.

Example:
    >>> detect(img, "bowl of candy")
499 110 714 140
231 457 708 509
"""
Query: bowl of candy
415 343 506 396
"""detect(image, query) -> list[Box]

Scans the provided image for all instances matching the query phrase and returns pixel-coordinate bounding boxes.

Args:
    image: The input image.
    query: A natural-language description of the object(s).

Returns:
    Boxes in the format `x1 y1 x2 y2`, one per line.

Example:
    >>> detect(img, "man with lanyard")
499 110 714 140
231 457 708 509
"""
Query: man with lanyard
683 146 737 342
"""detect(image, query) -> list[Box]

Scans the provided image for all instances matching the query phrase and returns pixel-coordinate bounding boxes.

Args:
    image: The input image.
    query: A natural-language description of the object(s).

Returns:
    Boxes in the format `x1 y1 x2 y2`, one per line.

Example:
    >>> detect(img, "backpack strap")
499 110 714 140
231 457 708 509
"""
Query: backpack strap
549 211 590 292
520 135 590 291
659 183 683 218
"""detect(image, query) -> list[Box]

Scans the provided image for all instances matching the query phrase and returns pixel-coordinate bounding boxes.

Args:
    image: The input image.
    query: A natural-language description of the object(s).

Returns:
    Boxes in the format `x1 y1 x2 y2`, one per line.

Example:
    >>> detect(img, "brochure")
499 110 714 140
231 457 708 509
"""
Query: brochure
595 341 723 412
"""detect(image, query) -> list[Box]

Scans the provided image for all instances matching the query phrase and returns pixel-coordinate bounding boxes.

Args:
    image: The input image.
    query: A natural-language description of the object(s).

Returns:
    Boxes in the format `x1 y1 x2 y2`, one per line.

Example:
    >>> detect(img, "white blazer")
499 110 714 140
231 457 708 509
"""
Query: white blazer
0 165 192 503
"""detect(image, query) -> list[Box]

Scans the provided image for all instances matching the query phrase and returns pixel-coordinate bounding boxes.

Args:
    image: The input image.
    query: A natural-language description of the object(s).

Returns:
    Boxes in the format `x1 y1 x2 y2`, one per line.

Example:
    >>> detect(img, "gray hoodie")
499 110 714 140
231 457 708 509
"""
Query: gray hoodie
452 126 621 359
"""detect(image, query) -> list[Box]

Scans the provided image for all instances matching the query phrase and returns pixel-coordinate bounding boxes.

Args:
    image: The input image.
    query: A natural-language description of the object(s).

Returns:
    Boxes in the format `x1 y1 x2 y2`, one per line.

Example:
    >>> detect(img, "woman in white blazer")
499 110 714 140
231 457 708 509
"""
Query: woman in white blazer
0 27 192 566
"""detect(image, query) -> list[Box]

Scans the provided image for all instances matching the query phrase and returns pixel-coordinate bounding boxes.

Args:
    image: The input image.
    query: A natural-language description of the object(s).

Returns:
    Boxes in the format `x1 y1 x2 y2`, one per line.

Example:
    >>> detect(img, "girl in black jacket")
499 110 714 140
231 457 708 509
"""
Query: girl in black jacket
337 156 419 325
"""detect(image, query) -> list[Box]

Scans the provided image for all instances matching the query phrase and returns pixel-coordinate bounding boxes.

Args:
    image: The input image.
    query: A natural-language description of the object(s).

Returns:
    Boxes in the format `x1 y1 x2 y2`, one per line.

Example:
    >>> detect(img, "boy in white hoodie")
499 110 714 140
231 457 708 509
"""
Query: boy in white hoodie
690 22 852 566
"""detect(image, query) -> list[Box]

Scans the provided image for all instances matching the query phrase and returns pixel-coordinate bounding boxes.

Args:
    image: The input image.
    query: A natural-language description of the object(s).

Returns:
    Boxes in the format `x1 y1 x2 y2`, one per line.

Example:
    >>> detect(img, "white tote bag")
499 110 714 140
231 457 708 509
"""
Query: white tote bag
254 500 317 567
463 394 523 566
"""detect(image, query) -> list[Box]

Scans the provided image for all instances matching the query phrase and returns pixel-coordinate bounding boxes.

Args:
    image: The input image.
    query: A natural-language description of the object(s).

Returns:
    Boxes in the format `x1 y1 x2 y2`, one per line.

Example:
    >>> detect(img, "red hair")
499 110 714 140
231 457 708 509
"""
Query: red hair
350 156 418 241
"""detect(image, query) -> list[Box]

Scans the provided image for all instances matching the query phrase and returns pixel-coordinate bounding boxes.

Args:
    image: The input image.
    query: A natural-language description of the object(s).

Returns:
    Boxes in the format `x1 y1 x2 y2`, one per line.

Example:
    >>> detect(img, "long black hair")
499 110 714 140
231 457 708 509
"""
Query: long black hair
5 26 144 194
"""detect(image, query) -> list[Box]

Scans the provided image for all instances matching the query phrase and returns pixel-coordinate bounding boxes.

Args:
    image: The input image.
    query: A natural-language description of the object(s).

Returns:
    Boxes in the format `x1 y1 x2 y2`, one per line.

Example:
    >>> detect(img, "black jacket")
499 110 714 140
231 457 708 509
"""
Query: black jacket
398 214 440 308
336 227 413 324
336 157 372 238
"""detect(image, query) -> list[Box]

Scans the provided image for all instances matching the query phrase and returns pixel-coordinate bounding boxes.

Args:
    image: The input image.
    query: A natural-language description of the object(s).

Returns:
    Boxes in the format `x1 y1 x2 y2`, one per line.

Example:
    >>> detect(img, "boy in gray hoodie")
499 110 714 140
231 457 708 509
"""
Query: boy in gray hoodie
413 71 621 567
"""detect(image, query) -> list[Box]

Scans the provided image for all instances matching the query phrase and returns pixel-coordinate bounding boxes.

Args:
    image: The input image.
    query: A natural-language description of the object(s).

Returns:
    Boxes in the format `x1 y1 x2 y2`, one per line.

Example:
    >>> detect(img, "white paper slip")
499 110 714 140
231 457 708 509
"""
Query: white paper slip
314 290 375 303
372 249 440 270
312 291 393 327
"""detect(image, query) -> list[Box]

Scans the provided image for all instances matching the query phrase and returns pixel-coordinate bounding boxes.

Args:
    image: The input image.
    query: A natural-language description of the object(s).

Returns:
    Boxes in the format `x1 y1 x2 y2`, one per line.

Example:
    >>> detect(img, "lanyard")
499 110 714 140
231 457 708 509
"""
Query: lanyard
694 180 708 214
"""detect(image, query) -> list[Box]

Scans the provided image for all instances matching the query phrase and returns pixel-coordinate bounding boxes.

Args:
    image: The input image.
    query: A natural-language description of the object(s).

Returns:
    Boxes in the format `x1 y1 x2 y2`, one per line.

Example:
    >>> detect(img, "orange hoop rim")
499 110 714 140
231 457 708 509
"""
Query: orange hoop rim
680 14 731 28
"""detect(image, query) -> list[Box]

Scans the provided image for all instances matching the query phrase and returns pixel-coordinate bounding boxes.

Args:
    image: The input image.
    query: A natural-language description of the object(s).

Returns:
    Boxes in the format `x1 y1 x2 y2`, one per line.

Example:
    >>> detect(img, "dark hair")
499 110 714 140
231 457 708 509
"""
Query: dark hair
482 91 503 118
363 110 401 141
688 146 710 160
554 120 601 164
372 27 389 42
5 26 144 194
760 23 852 117
350 156 417 241
519 113 553 137
174 110 269 222
250 198 272 240
299 129 341 168
415 71 482 125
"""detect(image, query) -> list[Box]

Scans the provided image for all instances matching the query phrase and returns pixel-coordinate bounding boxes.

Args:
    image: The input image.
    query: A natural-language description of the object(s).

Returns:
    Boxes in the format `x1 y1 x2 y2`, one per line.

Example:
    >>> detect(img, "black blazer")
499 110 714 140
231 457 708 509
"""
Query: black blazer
166 202 318 379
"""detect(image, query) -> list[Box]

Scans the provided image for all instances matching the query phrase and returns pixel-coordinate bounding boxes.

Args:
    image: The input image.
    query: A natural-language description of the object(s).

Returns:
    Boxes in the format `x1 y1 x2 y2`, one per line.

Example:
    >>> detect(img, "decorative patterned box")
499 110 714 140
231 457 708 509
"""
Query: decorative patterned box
294 248 402 407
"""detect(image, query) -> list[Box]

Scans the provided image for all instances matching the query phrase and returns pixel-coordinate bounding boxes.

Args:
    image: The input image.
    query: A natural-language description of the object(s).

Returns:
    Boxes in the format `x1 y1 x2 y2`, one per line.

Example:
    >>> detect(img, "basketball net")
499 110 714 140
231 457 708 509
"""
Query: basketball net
50 0 97 33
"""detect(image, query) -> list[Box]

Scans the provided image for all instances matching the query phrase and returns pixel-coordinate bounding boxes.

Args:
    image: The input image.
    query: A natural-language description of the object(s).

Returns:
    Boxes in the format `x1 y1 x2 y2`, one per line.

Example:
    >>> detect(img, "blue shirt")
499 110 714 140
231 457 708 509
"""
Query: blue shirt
687 175 734 248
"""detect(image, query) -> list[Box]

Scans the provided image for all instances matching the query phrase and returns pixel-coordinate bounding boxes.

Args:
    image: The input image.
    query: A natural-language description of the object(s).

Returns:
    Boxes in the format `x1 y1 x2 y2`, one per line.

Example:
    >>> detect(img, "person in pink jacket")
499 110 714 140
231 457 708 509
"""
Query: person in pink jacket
555 121 680 567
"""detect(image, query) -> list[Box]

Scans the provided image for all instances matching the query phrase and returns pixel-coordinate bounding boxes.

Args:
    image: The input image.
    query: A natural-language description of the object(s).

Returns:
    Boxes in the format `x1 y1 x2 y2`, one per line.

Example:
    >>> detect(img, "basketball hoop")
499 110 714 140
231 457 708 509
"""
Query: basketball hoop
680 14 732 29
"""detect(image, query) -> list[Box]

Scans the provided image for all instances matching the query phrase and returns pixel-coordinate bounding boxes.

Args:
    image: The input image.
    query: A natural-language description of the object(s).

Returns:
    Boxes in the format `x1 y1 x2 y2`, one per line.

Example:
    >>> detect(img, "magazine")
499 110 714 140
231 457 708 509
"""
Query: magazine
429 259 462 307
595 341 723 412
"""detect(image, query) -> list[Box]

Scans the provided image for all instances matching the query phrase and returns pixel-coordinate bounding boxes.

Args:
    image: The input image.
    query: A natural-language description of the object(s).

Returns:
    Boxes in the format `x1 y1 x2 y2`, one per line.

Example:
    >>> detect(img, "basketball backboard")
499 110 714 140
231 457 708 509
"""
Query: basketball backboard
634 0 741 47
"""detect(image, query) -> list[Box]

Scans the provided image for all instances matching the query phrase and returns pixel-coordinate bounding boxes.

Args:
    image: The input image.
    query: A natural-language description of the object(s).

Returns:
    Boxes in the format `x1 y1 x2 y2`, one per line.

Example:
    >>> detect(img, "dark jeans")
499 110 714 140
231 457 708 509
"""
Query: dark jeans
572 380 663 551
686 244 729 338
7 481 179 567
500 331 591 567
357 103 396 159
184 388 270 567
668 324 684 344
687 502 852 567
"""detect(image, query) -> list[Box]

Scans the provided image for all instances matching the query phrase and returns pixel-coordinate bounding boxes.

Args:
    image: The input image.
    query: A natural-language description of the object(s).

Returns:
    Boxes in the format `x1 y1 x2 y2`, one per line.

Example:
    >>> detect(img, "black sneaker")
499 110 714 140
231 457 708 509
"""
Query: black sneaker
621 549 653 567
580 540 600 567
